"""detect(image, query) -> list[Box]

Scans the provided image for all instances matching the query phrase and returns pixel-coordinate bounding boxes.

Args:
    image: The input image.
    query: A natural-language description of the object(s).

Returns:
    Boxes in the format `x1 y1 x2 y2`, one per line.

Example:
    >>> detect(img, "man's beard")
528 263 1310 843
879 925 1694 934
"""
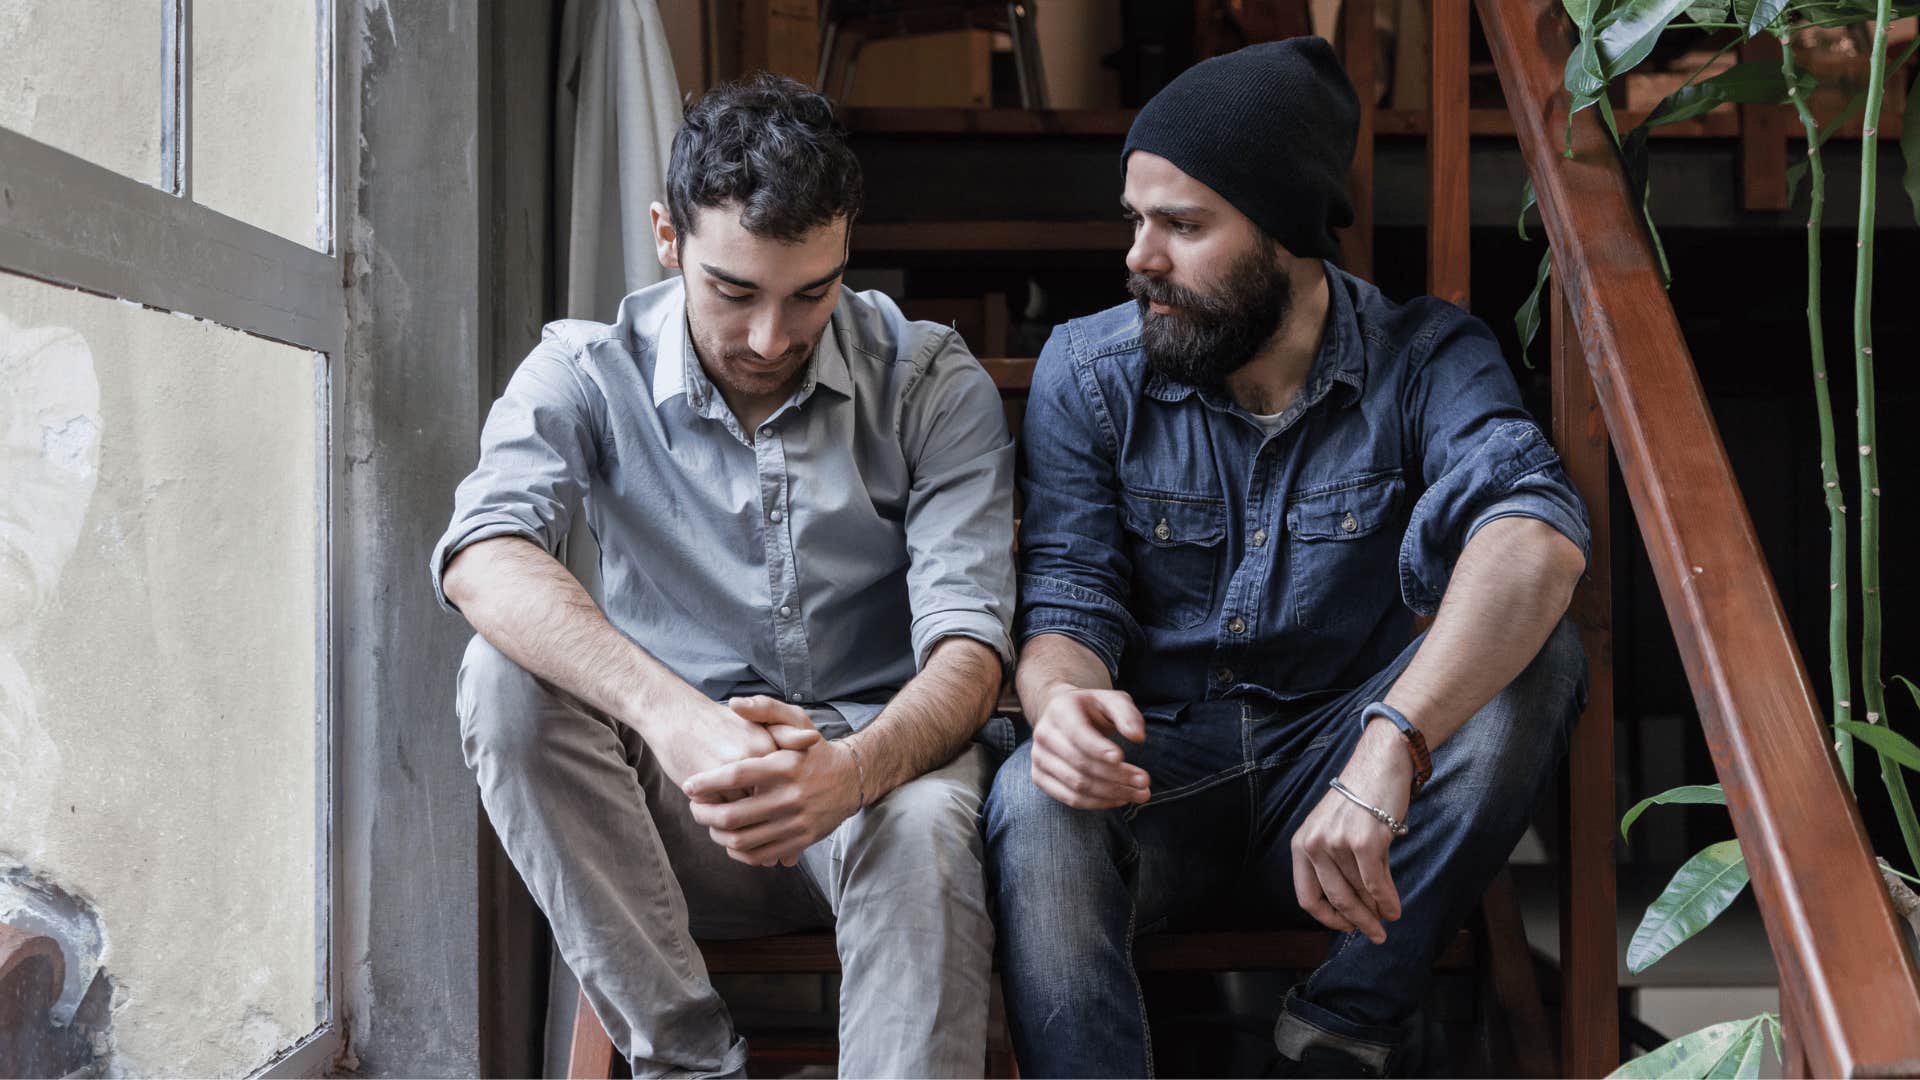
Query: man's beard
1128 240 1291 393
688 317 815 402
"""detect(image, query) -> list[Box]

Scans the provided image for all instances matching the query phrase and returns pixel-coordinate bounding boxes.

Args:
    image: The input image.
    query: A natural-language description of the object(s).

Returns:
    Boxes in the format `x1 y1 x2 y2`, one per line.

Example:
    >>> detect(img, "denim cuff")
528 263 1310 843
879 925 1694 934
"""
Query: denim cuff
1273 985 1399 1075
1014 574 1138 678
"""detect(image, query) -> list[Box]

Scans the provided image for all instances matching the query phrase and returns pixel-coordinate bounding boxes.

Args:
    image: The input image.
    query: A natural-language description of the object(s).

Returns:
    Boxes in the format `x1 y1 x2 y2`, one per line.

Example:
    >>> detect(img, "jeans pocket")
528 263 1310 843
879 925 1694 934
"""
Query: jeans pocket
1120 488 1225 630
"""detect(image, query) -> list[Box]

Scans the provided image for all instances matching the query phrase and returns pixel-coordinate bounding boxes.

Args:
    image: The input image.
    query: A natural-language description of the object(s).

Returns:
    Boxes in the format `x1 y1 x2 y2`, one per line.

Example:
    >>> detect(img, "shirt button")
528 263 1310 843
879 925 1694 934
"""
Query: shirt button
789 690 803 701
1215 667 1233 684
1341 512 1359 533
779 605 792 618
1154 518 1172 541
770 508 784 523
1252 528 1268 548
1228 616 1247 635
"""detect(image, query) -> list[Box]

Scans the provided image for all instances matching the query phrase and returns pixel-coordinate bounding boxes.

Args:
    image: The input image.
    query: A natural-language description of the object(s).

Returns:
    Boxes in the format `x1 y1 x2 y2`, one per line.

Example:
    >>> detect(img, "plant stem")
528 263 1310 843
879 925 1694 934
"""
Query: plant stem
1854 0 1920 873
1780 34 1854 785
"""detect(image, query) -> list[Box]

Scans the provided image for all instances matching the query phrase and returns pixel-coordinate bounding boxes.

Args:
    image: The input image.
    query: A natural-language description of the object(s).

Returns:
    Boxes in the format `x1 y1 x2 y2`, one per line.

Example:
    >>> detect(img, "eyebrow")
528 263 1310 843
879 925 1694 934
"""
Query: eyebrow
1120 200 1214 218
699 261 848 293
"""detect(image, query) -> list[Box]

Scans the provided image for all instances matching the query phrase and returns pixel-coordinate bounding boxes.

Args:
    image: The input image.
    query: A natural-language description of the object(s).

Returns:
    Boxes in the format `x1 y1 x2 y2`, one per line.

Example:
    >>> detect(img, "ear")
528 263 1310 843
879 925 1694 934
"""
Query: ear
650 202 680 271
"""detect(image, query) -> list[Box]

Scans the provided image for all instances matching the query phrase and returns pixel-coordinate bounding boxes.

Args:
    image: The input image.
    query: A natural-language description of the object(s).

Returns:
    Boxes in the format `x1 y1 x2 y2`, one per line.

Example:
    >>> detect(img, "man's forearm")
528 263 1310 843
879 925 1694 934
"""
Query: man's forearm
845 636 1003 800
1381 516 1585 751
443 536 704 726
1015 632 1113 715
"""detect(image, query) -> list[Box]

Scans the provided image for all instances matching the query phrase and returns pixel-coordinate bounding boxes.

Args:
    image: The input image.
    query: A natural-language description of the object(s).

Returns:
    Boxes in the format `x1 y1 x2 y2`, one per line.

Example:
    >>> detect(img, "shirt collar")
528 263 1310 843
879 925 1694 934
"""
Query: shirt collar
1141 260 1365 412
649 284 854 418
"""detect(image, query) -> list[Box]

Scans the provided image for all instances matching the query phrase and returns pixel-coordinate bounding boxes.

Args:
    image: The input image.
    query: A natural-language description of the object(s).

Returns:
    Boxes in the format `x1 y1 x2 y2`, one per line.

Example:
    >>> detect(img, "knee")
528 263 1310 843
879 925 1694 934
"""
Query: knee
1523 616 1588 729
983 746 1115 881
859 766 987 872
455 634 554 769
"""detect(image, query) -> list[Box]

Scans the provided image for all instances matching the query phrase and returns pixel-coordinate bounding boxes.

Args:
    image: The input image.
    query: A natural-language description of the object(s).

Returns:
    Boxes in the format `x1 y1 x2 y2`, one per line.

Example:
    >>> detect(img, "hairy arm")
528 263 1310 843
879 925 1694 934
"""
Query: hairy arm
847 635 1003 797
1292 515 1584 942
444 535 818 786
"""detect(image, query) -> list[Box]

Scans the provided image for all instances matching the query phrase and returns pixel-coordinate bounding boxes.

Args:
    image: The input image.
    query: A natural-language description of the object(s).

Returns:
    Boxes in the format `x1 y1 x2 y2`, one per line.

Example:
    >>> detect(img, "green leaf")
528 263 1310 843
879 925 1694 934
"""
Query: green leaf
1902 65 1920 225
1626 839 1749 973
1609 1016 1771 1079
1518 179 1538 240
1644 61 1813 128
1516 247 1553 369
1594 0 1699 83
1621 783 1727 840
1686 0 1731 19
1837 720 1920 772
1708 1018 1770 1079
1896 673 1920 709
1738 0 1790 35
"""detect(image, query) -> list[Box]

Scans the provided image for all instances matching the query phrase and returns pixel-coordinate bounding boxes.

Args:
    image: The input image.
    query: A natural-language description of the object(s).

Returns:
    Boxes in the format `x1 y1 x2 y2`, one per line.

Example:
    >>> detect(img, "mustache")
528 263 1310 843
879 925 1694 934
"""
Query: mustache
1126 272 1224 318
723 343 810 365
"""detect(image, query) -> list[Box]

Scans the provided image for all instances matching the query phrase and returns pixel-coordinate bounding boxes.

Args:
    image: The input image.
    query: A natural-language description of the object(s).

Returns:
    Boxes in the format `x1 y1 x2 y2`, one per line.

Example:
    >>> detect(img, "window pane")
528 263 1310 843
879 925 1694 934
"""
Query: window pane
193 0 322 247
0 1 163 185
0 272 323 1076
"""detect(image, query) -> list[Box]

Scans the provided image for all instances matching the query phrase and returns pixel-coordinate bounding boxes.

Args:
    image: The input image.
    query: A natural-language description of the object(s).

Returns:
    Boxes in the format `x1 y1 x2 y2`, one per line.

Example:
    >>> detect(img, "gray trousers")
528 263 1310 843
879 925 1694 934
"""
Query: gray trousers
456 635 996 1078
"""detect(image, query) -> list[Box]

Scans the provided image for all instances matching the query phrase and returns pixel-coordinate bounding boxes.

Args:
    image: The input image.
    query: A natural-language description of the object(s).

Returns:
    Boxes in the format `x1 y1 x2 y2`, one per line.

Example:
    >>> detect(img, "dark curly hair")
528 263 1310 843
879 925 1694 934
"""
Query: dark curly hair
667 72 864 243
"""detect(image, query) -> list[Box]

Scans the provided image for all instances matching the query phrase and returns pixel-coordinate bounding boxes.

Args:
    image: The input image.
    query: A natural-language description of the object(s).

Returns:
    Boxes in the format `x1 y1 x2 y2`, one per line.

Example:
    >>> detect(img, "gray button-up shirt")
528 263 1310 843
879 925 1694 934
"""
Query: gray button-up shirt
431 277 1016 728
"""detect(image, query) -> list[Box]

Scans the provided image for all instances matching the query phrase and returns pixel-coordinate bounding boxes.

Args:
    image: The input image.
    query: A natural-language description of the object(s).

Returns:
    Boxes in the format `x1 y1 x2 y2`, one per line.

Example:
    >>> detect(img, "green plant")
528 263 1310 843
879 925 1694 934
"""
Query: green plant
1515 2 1920 1076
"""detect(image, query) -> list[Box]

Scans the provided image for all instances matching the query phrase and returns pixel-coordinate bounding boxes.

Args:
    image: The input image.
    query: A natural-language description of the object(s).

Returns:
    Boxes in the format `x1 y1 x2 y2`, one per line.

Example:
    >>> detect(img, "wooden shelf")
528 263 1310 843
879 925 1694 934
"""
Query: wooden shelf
842 105 1899 141
979 356 1035 391
855 219 1131 251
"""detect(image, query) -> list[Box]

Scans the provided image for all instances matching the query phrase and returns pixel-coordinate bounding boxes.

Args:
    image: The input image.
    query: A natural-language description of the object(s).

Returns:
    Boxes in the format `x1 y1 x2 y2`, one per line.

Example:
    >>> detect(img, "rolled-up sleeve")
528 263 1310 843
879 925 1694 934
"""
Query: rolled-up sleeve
1012 330 1142 678
428 342 603 612
1398 313 1590 616
899 333 1019 670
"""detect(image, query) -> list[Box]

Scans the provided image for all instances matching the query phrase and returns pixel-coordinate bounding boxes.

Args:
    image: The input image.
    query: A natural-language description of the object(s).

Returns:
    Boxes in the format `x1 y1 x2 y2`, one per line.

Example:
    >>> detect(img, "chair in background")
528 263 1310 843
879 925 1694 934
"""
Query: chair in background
817 1 1049 108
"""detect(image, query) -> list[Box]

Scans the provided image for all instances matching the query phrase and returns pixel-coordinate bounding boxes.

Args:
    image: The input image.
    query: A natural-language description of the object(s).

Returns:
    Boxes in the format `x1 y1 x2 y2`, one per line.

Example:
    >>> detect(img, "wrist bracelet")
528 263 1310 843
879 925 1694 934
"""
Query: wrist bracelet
843 738 870 809
1359 701 1432 794
1329 777 1410 836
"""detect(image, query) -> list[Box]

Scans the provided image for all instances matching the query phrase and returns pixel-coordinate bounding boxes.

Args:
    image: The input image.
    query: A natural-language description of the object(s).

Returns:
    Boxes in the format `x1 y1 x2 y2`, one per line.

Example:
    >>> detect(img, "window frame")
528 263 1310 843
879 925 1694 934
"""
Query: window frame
0 1 347 1074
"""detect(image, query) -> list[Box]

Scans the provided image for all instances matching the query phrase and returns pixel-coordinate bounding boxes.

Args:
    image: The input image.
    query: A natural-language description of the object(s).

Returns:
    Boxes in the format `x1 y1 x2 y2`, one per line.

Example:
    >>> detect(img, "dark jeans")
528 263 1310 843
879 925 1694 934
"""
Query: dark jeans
984 619 1586 1077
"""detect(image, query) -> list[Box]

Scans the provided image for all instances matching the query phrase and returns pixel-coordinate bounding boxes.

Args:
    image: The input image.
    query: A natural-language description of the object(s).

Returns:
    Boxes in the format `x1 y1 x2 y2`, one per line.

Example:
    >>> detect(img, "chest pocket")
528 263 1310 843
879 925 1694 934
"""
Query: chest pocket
1285 470 1405 633
1119 488 1226 630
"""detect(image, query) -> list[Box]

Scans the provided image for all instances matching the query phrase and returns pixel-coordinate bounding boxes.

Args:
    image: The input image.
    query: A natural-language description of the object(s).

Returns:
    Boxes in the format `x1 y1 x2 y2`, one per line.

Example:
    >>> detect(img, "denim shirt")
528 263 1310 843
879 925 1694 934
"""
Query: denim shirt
431 278 1017 731
1015 263 1590 720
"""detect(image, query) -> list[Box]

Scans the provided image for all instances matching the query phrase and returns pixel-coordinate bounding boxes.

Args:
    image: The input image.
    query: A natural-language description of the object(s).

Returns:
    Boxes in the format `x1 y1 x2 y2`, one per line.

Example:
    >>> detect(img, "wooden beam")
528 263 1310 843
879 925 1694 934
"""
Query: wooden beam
1428 0 1472 307
1477 0 1920 1074
738 0 818 83
1340 0 1376 278
855 220 1132 251
1552 282 1619 1079
1739 35 1790 212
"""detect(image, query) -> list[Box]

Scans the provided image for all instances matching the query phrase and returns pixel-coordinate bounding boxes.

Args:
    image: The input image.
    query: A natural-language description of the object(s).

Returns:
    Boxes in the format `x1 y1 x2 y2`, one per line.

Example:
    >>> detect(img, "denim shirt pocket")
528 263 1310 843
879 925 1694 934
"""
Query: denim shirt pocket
1285 470 1405 633
1119 487 1226 630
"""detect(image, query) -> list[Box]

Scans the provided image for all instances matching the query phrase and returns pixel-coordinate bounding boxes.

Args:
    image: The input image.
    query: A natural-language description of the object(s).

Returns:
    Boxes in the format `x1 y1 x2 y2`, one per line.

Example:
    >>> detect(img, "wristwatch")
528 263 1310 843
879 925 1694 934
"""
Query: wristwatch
1359 702 1432 794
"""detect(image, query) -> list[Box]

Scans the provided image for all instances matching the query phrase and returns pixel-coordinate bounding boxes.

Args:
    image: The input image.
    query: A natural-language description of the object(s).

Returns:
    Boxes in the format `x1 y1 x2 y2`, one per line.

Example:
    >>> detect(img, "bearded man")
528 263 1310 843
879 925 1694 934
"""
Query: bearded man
985 39 1590 1078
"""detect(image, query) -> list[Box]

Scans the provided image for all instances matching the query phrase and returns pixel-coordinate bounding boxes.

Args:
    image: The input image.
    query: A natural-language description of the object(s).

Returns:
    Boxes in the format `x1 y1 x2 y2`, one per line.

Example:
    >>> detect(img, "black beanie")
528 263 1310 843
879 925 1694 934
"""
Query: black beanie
1123 38 1359 262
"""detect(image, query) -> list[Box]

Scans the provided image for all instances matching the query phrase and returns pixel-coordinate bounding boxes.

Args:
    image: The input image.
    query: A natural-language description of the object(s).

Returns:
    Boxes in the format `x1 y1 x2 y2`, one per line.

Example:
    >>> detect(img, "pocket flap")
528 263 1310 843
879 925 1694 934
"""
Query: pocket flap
1286 472 1404 540
1120 489 1226 548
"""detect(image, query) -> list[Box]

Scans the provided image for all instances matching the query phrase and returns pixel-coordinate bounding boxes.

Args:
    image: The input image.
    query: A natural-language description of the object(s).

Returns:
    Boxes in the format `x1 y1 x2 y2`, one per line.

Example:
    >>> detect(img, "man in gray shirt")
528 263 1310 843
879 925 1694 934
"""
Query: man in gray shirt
431 74 1014 1077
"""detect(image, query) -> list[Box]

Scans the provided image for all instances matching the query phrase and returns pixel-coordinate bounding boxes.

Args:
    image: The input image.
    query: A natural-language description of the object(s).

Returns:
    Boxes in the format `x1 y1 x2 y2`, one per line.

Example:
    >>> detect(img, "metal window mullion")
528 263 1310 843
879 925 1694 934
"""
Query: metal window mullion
0 126 342 355
161 0 192 199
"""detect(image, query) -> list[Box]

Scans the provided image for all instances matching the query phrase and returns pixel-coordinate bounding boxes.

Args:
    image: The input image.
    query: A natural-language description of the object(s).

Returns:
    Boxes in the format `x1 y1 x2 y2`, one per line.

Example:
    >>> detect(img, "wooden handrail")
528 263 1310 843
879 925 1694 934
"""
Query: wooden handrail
1473 0 1920 1075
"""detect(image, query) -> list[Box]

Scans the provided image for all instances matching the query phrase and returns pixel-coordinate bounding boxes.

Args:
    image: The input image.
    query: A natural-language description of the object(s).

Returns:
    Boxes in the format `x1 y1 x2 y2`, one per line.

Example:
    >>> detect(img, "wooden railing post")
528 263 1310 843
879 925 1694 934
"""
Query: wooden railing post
1427 0 1472 308
1340 0 1376 279
1552 282 1620 1078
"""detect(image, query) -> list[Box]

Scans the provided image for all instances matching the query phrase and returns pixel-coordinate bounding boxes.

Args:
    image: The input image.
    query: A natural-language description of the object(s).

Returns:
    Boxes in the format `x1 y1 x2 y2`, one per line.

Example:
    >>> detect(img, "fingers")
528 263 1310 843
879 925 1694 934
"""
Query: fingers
708 816 810 862
1030 754 1145 810
766 724 823 751
1292 843 1357 935
1049 717 1151 791
1313 851 1386 944
683 750 802 802
1348 843 1402 923
730 695 815 729
1093 691 1149 743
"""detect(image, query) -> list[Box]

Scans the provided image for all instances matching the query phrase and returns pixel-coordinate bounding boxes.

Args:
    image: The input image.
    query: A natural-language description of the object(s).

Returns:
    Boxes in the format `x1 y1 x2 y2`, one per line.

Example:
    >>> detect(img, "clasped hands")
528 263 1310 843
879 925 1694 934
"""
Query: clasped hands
644 694 865 869
1031 687 1411 944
